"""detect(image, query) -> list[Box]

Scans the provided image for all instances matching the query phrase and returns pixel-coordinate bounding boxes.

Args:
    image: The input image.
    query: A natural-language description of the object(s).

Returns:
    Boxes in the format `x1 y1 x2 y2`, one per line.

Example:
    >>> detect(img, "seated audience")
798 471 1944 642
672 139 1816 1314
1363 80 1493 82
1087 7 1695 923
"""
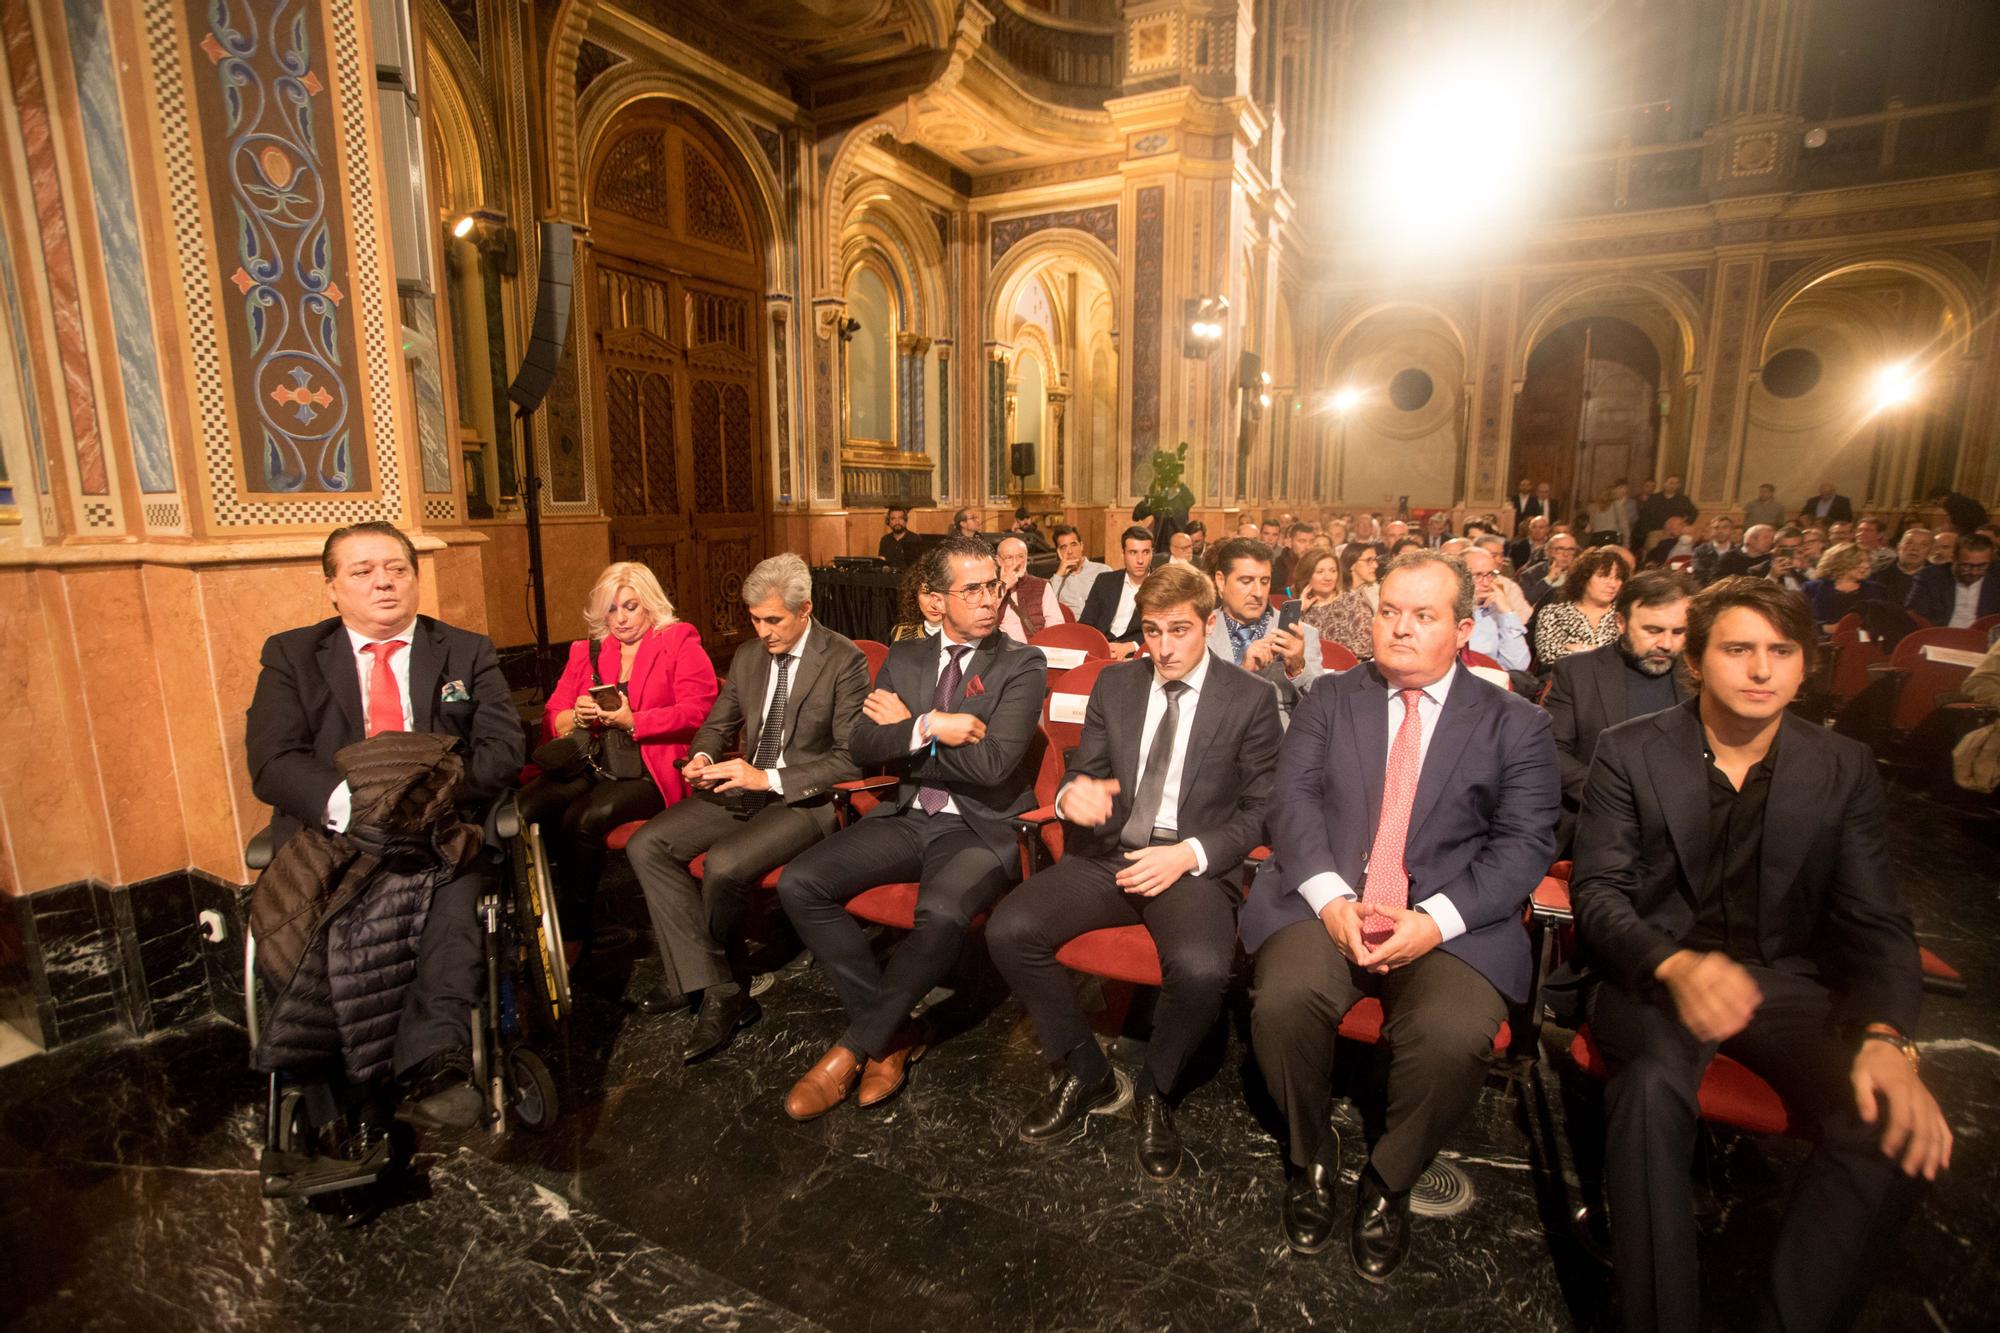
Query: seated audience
1389 535 1424 559
1290 547 1342 621
1714 523 1776 580
996 535 1061 641
1323 518 1349 554
878 506 917 569
1049 524 1110 619
951 506 981 539
1080 526 1156 656
1509 514 1550 571
1236 520 1261 539
1185 518 1209 565
1534 546 1633 667
1259 518 1284 548
1463 545 1532 672
1422 511 1453 549
1519 531 1580 607
1871 526 1932 606
246 522 526 1130
1207 536 1324 724
888 564 939 641
1799 542 1879 628
1544 570 1694 853
625 555 868 1060
1241 551 1558 1278
1381 518 1410 546
1586 483 1631 549
1828 520 1856 548
523 561 718 948
1165 531 1198 567
1929 529 1957 566
1311 542 1382 661
1855 517 1894 574
1571 577 1949 1333
1691 515 1736 584
1644 515 1697 571
775 538 1046 1120
1274 521 1319 594
1765 527 1808 593
1908 533 1997 628
989 564 1282 1178
1799 525 1828 568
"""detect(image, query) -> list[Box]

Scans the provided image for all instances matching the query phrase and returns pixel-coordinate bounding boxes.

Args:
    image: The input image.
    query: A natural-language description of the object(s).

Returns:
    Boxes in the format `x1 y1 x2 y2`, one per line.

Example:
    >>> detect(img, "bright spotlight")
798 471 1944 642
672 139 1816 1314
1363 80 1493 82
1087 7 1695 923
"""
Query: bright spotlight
1258 392 1273 409
451 213 476 239
1872 361 1919 411
1326 387 1363 416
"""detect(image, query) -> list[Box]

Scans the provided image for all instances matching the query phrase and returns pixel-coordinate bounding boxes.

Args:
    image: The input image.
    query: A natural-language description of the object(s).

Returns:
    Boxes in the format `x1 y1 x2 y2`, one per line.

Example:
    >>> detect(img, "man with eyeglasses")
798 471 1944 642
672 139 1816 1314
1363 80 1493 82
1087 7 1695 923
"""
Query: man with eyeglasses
1764 530 1807 594
1519 532 1580 608
1908 533 1998 628
1463 546 1531 672
1869 527 1932 606
776 536 1048 1120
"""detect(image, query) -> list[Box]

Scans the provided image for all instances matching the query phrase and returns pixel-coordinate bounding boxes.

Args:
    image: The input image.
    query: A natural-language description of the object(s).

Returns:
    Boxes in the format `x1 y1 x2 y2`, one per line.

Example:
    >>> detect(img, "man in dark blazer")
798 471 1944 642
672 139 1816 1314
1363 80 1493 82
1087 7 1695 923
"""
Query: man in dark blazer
1571 577 1950 1333
1241 551 1559 1280
1799 481 1854 525
988 564 1282 1179
625 553 869 1062
777 536 1048 1119
1079 525 1154 655
246 522 525 1128
1546 571 1695 854
1906 532 1997 628
1510 477 1549 529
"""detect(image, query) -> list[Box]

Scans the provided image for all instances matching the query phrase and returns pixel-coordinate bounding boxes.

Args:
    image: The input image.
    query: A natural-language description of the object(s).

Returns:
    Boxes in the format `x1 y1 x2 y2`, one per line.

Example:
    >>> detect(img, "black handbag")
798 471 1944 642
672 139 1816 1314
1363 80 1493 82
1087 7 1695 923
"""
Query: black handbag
530 640 648 783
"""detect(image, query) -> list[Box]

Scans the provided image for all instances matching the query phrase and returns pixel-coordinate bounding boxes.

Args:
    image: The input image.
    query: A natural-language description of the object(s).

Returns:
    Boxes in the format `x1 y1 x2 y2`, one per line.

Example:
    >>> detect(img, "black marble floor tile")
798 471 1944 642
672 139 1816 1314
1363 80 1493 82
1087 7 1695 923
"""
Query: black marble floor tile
27 880 123 1045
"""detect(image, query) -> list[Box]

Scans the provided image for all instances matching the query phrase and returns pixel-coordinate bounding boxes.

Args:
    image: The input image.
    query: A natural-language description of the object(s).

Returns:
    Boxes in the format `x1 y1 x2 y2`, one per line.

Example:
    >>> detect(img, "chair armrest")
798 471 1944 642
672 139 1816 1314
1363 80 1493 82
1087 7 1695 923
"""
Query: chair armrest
493 791 522 841
833 776 899 796
245 826 276 872
1010 804 1062 830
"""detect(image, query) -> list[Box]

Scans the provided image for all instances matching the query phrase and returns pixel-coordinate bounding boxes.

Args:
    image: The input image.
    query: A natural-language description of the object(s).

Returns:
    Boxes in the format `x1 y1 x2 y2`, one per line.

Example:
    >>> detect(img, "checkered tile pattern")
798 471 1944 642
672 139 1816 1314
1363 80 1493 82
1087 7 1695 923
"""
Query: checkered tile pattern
423 498 457 521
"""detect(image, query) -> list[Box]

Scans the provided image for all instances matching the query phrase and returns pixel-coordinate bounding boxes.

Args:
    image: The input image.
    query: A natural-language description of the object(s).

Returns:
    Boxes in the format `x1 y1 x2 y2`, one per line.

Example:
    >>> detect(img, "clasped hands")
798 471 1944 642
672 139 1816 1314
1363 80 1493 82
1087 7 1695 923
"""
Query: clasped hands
1059 776 1196 897
864 689 985 746
1318 895 1441 973
571 694 633 732
1654 949 1951 1180
681 753 768 792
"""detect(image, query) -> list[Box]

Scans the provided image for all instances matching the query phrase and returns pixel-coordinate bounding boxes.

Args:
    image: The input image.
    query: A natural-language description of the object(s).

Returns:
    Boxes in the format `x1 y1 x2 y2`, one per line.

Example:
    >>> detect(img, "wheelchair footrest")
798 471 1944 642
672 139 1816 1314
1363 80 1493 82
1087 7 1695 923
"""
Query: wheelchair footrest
259 1137 394 1199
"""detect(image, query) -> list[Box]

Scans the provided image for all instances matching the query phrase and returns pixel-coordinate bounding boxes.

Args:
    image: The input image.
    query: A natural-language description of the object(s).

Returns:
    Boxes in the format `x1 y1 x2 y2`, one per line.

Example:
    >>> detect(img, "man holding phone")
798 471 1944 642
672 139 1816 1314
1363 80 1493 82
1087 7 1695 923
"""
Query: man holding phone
1204 537 1323 727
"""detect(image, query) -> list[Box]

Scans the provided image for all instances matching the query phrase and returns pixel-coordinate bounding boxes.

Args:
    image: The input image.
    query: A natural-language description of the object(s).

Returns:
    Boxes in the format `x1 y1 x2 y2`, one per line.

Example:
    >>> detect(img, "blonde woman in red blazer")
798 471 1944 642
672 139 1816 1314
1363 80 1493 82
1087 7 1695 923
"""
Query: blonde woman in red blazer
520 561 719 946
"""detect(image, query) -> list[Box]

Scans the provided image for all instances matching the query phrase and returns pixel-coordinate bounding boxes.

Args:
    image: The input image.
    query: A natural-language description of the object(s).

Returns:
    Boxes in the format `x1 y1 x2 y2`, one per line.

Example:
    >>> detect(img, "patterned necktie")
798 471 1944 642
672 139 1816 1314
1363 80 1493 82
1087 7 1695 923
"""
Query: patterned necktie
362 640 407 737
750 654 792 771
916 645 967 815
1361 688 1425 945
1223 612 1265 665
1120 679 1189 849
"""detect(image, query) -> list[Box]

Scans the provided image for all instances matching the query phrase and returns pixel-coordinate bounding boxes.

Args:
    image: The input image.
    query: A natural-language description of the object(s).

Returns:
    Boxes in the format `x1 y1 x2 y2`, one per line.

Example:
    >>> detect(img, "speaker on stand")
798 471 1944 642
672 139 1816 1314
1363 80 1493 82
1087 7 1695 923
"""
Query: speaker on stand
1009 441 1035 532
505 221 575 697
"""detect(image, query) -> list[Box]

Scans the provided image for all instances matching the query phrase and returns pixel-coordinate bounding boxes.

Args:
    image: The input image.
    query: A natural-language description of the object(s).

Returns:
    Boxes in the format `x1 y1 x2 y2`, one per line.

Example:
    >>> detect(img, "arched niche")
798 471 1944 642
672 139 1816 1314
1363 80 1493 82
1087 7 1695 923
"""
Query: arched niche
1319 304 1468 508
843 257 899 445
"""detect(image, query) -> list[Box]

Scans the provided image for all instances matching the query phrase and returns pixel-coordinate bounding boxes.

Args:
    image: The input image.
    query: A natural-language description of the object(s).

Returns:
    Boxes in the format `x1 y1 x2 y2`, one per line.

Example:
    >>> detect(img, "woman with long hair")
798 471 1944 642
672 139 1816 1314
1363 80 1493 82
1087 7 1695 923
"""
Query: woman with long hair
1309 541 1383 660
1534 545 1632 666
1800 542 1876 628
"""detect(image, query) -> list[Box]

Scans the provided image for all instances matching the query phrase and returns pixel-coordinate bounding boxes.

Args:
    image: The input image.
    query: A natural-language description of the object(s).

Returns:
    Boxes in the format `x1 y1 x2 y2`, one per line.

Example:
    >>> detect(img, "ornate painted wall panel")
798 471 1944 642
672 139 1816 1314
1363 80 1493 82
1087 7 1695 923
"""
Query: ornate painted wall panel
990 204 1117 268
1129 185 1164 483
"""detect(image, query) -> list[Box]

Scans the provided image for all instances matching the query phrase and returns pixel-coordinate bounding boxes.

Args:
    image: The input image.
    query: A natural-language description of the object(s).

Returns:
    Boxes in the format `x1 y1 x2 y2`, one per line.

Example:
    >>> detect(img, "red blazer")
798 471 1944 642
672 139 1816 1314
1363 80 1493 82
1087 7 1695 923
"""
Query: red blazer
543 622 719 805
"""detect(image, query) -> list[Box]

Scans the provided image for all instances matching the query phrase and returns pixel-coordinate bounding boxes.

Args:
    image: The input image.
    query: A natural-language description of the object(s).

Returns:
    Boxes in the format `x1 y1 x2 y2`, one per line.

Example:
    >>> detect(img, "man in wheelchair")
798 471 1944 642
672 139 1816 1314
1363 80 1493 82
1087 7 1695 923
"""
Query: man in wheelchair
245 523 526 1134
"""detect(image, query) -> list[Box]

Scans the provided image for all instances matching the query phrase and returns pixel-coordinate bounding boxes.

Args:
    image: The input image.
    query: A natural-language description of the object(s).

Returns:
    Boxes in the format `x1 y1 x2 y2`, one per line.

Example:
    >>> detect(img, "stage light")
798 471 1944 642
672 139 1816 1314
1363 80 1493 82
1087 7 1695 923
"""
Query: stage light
1872 361 1919 411
1259 392 1273 409
1324 386 1363 416
451 213 476 239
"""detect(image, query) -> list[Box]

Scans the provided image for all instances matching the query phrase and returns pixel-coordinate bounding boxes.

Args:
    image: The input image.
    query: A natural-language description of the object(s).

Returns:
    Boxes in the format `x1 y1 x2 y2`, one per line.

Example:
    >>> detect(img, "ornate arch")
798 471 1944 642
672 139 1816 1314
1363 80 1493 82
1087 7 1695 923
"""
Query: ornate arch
837 177 948 338
1515 271 1703 378
823 119 910 286
986 228 1122 343
546 0 601 220
1320 300 1471 384
1755 250 1982 362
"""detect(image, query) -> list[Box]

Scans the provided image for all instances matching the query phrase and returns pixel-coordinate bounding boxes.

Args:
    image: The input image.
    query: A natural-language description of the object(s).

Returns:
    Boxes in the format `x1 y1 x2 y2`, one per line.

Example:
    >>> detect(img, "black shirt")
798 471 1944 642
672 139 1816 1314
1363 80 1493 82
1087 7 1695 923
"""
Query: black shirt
1686 738 1777 962
878 531 916 570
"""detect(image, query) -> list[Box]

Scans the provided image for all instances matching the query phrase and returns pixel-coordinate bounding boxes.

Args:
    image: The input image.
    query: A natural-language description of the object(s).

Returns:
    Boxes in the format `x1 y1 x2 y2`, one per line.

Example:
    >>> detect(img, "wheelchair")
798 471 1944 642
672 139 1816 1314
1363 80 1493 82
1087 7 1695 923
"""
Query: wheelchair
243 791 568 1221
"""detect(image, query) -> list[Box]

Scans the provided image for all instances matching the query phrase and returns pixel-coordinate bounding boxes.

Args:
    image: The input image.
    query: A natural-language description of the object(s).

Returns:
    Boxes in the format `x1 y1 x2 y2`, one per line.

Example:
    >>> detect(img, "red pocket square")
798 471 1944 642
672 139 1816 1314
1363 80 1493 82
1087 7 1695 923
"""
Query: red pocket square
964 674 986 698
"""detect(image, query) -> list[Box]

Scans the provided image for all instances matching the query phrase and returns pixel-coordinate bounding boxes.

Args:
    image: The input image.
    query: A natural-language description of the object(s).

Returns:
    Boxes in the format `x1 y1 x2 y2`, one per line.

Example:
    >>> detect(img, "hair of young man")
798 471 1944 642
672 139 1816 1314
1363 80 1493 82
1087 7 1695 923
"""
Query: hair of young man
1684 576 1817 673
1134 562 1217 620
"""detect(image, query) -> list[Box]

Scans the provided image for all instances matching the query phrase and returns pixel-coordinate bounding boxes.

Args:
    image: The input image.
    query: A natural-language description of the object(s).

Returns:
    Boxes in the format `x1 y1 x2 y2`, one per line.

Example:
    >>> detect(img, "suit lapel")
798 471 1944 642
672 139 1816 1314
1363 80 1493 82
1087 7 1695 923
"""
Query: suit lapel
407 618 444 732
1407 666 1481 840
1648 705 1712 896
780 630 827 748
1756 716 1817 917
956 634 1001 707
1108 664 1144 789
741 642 774 756
1174 653 1227 810
1346 666 1389 832
317 625 365 740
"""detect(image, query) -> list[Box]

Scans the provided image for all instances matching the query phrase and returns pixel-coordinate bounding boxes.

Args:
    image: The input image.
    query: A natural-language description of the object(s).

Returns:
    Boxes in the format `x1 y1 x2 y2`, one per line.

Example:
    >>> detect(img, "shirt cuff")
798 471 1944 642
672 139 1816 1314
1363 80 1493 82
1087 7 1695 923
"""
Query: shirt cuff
1414 892 1467 942
908 714 931 752
1298 870 1356 916
1186 838 1208 876
765 769 783 795
323 781 351 834
1052 777 1075 822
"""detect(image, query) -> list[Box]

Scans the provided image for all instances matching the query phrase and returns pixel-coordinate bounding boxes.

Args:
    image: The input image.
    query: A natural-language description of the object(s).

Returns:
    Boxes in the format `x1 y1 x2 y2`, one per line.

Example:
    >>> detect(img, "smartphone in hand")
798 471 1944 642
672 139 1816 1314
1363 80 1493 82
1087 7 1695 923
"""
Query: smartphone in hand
589 683 623 710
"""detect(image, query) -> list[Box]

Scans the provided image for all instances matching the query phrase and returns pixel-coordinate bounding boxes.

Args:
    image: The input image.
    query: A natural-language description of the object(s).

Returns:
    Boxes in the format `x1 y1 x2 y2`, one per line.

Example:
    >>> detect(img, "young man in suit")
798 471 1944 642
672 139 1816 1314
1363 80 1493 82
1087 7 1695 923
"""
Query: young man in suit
776 537 1048 1119
988 564 1282 1179
1545 570 1694 854
1571 577 1950 1333
1079 525 1155 656
1240 551 1559 1279
1906 532 1997 628
625 554 870 1062
245 522 526 1128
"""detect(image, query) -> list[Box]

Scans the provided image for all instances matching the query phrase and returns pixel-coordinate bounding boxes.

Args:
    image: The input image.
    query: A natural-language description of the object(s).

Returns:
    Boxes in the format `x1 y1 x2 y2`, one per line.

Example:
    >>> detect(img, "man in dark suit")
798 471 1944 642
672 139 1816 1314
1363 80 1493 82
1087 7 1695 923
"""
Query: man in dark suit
246 522 526 1129
1907 533 1998 628
625 554 870 1062
877 506 917 569
1571 577 1950 1333
1079 525 1154 656
1510 477 1549 529
1545 571 1694 854
777 537 1048 1119
1800 481 1854 525
1241 551 1559 1279
989 564 1282 1179
1508 514 1550 571
1929 484 1988 536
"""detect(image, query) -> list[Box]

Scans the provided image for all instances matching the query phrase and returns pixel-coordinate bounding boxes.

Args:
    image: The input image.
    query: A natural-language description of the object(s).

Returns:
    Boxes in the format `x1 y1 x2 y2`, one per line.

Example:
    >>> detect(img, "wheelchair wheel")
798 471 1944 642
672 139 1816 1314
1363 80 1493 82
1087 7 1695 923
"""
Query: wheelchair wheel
507 1048 559 1132
511 822 571 1032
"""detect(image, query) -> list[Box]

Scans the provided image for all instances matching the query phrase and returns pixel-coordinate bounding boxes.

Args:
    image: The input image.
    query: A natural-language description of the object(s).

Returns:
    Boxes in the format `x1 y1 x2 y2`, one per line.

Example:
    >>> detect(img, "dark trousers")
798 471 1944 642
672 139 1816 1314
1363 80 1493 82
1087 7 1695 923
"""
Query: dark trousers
517 773 664 939
1589 969 1923 1333
777 810 1014 1059
627 792 830 994
987 854 1237 1099
1250 920 1506 1190
392 867 490 1077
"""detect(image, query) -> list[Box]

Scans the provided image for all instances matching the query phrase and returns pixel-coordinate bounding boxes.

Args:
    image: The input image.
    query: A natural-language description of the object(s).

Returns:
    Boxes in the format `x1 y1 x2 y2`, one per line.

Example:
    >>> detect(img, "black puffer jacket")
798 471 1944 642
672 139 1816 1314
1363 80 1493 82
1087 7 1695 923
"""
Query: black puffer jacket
252 732 481 1081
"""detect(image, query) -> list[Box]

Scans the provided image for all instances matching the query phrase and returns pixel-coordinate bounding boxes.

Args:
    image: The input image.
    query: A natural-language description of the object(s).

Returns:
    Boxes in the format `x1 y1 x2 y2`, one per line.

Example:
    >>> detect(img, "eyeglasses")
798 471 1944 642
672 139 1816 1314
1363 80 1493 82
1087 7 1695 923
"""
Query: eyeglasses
946 579 1004 604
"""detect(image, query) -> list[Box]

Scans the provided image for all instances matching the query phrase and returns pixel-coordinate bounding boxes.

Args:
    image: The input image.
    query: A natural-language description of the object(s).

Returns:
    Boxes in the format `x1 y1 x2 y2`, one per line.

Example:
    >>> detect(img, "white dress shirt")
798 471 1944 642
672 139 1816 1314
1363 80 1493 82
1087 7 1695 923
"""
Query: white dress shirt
1297 666 1469 941
323 619 419 832
1054 654 1211 873
695 622 810 793
1110 574 1142 636
1052 559 1110 617
1952 580 1980 629
907 629 979 814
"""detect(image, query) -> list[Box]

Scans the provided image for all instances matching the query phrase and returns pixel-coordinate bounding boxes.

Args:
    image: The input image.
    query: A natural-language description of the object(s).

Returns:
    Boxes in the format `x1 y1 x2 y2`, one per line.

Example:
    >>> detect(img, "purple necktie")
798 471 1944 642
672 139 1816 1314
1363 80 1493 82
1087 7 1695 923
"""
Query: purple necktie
917 645 967 815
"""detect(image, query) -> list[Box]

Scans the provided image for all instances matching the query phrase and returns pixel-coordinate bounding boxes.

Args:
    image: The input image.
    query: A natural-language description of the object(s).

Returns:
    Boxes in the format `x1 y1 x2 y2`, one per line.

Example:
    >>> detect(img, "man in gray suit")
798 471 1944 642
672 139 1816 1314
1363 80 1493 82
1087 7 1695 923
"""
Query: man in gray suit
626 553 870 1063
1204 536 1324 724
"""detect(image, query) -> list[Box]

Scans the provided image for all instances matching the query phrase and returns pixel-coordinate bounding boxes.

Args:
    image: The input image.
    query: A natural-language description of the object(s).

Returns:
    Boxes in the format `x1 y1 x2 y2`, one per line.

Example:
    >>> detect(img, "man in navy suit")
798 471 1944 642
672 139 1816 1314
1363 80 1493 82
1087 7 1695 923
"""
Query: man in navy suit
1241 551 1559 1279
1905 532 1997 628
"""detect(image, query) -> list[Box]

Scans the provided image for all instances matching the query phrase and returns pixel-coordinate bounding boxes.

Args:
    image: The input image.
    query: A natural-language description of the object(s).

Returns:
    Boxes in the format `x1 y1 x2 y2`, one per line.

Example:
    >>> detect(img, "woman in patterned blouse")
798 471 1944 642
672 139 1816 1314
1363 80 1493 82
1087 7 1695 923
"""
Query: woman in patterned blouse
1533 545 1631 667
1306 542 1382 660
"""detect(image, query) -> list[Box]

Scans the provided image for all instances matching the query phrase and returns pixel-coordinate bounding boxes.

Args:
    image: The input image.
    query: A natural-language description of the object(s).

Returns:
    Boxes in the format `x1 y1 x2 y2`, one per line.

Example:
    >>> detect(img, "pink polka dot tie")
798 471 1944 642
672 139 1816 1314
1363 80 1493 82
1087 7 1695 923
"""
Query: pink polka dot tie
1361 688 1424 946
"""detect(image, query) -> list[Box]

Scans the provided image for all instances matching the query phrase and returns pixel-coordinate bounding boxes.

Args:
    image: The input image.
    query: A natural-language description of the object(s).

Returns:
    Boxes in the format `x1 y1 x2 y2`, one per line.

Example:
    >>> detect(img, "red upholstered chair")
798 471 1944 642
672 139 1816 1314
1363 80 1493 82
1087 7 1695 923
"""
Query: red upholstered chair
1043 657 1117 754
1320 639 1359 672
854 638 891 684
1875 627 1985 735
1569 1028 1798 1136
1970 613 2000 638
1824 625 1889 708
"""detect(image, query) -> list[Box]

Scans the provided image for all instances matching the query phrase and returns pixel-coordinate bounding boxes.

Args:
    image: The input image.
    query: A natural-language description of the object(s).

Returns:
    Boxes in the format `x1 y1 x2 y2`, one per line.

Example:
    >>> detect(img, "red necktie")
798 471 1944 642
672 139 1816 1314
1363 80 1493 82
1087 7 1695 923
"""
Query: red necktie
1361 688 1424 945
363 640 408 737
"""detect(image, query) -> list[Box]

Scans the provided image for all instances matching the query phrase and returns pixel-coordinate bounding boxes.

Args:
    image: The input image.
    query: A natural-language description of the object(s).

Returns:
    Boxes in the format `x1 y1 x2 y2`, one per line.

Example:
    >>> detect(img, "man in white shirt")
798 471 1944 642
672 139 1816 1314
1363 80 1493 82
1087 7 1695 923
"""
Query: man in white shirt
1080 525 1155 656
1049 524 1110 620
1463 546 1531 672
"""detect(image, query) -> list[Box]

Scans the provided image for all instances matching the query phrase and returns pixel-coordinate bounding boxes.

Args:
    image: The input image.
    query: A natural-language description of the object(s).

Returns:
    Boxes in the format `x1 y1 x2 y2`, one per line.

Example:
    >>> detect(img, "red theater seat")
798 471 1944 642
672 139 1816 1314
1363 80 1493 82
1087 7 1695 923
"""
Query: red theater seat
1569 1027 1798 1137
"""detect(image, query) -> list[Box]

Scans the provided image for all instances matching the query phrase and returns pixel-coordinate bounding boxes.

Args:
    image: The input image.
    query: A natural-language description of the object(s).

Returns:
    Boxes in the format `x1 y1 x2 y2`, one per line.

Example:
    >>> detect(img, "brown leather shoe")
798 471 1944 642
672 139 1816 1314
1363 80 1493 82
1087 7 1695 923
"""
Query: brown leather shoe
785 1044 862 1122
857 1025 931 1109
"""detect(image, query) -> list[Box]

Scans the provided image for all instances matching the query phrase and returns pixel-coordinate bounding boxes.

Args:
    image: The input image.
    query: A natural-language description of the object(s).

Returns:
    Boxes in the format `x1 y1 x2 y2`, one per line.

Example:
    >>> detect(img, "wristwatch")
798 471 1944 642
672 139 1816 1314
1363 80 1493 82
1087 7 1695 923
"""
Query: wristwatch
1862 1028 1920 1069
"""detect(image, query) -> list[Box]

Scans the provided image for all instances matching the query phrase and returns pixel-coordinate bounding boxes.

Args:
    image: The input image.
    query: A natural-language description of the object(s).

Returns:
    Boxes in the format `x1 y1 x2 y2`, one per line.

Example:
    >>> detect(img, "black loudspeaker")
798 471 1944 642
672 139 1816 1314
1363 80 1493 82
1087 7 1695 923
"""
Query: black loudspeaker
1238 350 1261 389
506 222 574 414
1010 441 1036 478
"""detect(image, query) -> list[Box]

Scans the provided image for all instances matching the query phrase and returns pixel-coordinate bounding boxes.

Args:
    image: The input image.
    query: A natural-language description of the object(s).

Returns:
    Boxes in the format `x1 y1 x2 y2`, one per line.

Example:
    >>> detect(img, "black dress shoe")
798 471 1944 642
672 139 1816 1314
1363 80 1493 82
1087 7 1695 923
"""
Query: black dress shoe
1134 1088 1183 1180
637 985 693 1016
1018 1067 1119 1144
1282 1163 1337 1254
683 992 760 1063
397 1051 482 1131
1350 1169 1412 1283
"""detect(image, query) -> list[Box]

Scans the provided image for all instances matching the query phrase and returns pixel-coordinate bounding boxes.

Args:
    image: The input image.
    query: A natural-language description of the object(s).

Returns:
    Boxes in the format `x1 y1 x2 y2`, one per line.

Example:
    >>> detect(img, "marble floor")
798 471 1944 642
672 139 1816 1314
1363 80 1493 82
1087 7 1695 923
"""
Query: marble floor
1 785 1994 1332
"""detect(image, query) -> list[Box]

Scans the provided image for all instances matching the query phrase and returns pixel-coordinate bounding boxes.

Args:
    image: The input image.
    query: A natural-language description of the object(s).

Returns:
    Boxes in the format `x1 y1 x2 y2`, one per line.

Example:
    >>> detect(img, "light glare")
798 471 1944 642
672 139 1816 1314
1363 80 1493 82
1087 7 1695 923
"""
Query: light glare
1872 361 1919 411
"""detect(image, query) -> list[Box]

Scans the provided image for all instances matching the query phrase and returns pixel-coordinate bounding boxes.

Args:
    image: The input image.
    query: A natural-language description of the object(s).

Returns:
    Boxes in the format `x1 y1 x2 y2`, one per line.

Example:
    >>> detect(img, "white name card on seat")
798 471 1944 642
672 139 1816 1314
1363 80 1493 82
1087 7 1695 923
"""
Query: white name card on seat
1040 646 1088 670
1049 692 1089 724
1921 644 1986 669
